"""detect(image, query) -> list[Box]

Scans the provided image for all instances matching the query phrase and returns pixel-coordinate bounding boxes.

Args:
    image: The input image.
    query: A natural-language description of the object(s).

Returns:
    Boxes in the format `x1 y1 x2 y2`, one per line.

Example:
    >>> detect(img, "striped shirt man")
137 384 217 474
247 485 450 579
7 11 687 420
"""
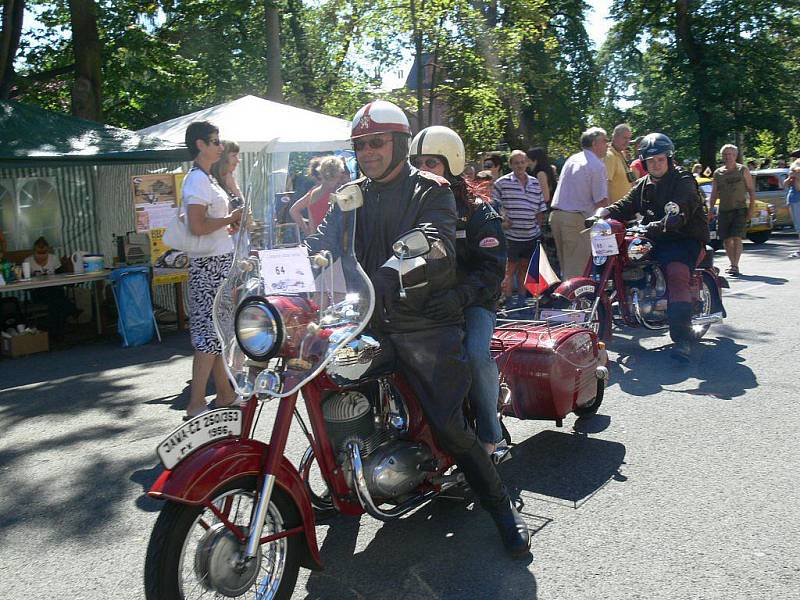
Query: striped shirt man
491 171 546 242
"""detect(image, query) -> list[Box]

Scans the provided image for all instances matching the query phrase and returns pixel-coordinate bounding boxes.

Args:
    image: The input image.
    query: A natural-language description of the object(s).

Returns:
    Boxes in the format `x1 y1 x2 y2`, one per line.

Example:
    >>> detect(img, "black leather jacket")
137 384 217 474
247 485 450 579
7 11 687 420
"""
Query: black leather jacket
451 198 506 311
606 166 709 244
306 165 459 333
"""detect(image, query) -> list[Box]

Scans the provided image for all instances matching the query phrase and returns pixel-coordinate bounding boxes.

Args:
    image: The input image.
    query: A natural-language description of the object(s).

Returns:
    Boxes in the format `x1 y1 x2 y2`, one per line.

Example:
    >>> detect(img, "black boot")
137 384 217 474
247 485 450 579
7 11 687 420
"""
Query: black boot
455 440 531 558
667 301 693 362
487 498 531 558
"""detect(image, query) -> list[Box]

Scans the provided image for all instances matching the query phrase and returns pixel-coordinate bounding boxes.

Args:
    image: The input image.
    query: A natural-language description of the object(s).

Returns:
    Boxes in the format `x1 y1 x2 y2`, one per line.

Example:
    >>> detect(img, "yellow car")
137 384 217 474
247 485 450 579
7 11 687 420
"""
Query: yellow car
697 177 775 248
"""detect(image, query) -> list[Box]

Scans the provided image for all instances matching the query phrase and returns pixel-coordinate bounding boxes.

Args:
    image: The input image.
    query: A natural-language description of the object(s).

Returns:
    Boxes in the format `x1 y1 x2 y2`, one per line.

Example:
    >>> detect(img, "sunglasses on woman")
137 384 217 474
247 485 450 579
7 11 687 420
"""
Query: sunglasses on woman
413 157 442 169
352 136 389 151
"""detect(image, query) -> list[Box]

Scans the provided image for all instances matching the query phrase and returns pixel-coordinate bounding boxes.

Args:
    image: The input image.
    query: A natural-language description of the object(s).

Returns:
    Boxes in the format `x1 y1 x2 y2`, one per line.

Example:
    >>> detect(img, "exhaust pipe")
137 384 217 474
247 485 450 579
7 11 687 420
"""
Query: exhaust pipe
692 312 723 326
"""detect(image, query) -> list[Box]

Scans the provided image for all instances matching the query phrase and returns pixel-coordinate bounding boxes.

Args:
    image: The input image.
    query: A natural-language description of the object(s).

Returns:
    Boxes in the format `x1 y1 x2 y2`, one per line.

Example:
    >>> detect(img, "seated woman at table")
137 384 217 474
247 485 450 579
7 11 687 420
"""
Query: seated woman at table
23 236 63 275
24 237 78 337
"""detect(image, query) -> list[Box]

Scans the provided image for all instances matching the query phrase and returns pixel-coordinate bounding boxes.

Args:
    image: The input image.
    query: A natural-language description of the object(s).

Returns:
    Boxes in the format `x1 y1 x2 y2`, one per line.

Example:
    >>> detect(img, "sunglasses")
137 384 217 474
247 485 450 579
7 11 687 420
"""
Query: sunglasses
413 157 442 169
353 136 389 151
483 162 495 169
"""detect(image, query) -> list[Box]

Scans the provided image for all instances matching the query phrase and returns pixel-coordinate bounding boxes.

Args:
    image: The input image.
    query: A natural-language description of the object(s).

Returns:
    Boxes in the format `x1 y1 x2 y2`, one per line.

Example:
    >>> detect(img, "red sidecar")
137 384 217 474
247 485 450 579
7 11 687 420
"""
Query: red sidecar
492 322 609 426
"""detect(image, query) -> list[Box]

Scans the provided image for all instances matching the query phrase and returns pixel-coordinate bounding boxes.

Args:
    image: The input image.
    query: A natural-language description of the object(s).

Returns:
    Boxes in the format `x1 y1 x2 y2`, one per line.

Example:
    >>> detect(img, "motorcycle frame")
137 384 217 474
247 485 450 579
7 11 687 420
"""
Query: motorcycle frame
148 367 455 570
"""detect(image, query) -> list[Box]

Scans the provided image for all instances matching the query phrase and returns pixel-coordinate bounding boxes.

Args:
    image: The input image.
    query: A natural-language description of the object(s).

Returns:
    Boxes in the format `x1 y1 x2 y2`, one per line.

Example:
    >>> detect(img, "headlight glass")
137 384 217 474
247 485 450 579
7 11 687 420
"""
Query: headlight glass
235 297 281 361
627 238 652 261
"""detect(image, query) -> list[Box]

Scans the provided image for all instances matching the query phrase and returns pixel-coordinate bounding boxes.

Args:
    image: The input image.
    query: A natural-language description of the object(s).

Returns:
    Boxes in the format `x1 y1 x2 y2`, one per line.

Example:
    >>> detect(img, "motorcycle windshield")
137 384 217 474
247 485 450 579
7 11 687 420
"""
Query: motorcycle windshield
213 150 374 398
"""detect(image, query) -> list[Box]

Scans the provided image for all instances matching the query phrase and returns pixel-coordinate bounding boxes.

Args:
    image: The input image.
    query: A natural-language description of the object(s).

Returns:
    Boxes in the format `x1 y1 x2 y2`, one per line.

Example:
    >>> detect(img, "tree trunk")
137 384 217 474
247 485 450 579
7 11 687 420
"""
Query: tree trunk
674 0 716 167
1 0 25 99
410 0 424 131
265 1 282 101
286 0 314 107
68 0 103 121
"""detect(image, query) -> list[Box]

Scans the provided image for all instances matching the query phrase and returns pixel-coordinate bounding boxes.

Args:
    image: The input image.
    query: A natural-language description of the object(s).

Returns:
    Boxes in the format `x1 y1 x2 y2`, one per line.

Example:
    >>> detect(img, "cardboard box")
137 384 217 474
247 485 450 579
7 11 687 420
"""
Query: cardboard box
1 331 49 358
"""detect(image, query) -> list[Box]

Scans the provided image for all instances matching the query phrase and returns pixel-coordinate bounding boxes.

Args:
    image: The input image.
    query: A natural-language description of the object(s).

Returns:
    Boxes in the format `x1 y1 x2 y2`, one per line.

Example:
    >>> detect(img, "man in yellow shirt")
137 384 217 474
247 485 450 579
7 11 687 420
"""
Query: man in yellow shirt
605 123 636 202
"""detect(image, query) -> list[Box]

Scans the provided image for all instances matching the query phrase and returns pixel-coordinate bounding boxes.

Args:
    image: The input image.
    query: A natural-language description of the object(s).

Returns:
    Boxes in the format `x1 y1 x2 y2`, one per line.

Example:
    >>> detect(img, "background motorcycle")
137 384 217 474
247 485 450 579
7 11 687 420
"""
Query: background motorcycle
549 217 728 343
143 154 607 600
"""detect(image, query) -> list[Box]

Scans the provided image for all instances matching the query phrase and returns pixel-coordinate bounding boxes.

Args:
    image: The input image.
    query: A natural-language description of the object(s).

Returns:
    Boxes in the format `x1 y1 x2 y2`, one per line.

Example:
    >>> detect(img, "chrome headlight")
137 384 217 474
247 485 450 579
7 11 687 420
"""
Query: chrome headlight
235 297 282 361
627 237 652 261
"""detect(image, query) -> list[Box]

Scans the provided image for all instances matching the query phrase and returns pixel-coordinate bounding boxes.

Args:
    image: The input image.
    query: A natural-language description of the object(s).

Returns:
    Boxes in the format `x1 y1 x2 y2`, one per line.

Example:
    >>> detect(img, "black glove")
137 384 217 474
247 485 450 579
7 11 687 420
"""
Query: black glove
645 220 664 237
373 267 399 320
584 216 599 229
425 289 464 321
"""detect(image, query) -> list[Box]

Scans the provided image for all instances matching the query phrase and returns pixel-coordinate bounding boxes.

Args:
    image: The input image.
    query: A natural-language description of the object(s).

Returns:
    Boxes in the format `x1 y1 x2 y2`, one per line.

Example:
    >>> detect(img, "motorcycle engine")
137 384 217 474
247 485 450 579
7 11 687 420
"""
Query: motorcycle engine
624 263 668 317
322 388 433 500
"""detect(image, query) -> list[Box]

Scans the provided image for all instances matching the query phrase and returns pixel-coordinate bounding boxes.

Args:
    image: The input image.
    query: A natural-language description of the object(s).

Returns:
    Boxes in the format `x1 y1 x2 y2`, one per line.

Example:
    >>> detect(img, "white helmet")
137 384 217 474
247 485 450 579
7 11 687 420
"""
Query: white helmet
351 100 411 139
408 126 465 176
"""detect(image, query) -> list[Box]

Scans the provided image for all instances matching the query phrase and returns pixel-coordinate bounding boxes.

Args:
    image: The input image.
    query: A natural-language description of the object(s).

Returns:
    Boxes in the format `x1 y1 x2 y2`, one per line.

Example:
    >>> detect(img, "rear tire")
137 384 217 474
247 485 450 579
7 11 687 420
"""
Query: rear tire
553 291 610 341
144 476 301 600
691 276 714 340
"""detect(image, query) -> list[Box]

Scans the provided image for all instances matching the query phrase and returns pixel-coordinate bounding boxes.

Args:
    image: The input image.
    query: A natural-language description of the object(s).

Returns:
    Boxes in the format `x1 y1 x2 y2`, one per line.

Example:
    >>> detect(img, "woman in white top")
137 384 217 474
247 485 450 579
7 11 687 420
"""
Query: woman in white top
182 121 243 420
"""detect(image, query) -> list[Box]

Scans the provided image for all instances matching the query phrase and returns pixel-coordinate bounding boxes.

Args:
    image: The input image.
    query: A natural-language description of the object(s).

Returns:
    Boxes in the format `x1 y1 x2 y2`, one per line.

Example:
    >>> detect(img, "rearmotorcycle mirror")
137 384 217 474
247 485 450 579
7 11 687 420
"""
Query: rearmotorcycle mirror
392 229 431 260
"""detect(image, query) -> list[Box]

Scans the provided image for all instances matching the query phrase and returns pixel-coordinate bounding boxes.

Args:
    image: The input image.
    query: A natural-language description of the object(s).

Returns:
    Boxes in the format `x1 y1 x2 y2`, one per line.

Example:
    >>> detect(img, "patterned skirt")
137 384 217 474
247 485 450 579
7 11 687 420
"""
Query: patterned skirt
188 253 233 354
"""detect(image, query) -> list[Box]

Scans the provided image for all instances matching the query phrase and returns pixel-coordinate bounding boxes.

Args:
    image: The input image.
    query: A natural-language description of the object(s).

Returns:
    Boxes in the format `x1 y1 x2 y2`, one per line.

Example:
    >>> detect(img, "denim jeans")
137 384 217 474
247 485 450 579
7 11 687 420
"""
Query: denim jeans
464 306 502 444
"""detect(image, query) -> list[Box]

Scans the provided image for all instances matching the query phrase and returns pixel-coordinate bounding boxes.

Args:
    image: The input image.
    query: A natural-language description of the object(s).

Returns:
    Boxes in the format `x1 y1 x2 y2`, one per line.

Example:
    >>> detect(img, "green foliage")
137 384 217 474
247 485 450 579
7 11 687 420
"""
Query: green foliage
10 0 596 158
599 0 800 165
753 130 778 160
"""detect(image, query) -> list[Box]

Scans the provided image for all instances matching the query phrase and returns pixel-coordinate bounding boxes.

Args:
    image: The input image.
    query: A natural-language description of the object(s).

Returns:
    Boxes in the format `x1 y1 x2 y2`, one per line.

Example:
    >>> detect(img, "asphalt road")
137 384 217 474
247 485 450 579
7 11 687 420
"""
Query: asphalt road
1 233 799 600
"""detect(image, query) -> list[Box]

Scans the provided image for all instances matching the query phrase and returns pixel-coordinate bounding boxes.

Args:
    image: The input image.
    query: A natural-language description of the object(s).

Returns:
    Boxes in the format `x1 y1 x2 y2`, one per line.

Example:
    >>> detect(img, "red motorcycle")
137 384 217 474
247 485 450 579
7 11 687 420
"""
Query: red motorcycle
548 216 728 342
144 163 608 600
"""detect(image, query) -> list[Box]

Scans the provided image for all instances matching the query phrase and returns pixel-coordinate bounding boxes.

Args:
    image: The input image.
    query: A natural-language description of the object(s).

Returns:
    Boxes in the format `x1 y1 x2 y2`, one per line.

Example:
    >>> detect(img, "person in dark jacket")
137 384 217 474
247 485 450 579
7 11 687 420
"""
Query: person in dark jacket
306 101 529 557
409 126 507 454
588 133 709 361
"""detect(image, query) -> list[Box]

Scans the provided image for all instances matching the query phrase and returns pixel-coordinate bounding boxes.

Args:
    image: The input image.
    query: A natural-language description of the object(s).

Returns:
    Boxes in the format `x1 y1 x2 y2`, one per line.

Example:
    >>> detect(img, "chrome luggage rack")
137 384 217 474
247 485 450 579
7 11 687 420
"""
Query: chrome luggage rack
492 300 594 358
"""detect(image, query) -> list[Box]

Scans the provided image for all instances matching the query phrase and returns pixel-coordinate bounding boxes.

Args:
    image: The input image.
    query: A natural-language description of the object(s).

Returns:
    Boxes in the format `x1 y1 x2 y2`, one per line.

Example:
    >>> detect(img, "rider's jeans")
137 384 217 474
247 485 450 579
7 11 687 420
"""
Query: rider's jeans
464 306 502 444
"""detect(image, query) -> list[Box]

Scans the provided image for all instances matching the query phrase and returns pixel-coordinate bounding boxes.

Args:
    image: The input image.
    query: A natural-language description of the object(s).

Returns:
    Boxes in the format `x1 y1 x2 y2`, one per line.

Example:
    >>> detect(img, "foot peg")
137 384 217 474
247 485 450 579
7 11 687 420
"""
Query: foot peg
430 471 466 488
491 445 512 465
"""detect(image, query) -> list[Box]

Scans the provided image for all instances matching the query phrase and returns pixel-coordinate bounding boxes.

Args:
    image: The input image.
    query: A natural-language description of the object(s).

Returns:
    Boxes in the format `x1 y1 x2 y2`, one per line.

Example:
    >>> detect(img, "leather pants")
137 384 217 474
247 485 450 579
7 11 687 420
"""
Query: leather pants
389 326 508 510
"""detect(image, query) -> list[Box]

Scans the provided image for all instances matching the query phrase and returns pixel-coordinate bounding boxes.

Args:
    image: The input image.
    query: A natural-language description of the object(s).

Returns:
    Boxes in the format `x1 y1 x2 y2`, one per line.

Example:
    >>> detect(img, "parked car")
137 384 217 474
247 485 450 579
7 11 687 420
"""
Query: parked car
697 177 775 249
750 168 791 228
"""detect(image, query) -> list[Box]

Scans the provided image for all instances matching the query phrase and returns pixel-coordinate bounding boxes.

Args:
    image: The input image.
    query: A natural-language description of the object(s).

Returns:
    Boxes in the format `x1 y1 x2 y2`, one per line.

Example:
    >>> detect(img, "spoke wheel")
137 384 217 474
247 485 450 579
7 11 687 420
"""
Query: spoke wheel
555 291 610 341
145 476 301 600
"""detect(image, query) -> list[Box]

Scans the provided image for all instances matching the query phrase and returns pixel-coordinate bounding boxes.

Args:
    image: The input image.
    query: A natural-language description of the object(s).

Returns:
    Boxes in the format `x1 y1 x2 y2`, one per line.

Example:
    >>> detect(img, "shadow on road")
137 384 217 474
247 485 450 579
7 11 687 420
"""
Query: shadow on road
499 429 626 508
0 430 155 543
0 330 193 390
303 501 539 600
610 332 756 399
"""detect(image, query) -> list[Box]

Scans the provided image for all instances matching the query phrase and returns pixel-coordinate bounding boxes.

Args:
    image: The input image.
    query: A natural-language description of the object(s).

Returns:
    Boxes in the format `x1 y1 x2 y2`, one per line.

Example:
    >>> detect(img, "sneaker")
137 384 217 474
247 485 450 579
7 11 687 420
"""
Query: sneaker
788 251 800 259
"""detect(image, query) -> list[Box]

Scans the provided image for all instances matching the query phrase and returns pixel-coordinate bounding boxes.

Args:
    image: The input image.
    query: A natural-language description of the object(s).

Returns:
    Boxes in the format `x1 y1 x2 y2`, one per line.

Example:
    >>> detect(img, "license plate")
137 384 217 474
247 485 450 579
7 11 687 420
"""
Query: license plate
157 408 243 470
539 309 588 324
750 217 766 224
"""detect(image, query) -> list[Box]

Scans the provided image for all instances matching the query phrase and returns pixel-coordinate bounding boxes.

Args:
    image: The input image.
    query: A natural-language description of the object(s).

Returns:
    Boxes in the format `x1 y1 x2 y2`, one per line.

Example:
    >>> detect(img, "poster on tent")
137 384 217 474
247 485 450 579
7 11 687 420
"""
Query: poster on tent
130 173 188 286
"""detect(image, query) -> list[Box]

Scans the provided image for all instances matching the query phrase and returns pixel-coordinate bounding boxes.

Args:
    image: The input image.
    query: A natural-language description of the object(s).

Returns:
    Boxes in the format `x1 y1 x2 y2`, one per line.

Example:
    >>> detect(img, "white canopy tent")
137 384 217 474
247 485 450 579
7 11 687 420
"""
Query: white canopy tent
137 95 351 153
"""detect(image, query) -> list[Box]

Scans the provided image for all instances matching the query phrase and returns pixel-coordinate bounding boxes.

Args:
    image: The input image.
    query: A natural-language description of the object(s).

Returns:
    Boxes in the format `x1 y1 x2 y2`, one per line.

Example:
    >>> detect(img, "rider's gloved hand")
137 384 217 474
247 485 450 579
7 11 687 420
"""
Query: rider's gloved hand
425 289 464 321
373 267 399 319
584 216 599 229
644 220 664 237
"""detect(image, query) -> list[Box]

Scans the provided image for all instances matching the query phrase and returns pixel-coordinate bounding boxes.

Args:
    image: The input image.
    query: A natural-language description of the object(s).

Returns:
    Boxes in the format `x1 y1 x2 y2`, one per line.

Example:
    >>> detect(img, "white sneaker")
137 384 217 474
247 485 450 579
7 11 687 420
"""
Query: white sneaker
788 251 800 258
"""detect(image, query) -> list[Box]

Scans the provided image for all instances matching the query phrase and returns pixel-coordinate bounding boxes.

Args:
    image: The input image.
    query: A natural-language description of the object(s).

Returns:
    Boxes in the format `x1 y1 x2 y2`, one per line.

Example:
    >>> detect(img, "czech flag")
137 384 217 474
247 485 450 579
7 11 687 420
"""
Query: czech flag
524 242 560 297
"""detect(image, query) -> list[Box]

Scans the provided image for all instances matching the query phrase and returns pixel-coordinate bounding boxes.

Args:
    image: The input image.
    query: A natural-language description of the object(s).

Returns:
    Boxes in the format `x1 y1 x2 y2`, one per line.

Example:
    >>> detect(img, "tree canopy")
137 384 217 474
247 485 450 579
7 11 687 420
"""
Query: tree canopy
2 0 798 163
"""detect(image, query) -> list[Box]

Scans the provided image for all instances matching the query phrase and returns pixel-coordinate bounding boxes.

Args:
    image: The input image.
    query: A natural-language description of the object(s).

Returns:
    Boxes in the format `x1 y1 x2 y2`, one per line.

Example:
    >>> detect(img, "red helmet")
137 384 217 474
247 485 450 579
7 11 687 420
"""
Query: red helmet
351 100 411 139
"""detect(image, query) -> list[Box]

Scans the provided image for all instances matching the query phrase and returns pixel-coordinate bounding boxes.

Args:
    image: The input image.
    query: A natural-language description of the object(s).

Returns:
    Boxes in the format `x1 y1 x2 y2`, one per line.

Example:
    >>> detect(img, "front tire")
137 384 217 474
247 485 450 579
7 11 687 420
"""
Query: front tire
144 476 301 600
